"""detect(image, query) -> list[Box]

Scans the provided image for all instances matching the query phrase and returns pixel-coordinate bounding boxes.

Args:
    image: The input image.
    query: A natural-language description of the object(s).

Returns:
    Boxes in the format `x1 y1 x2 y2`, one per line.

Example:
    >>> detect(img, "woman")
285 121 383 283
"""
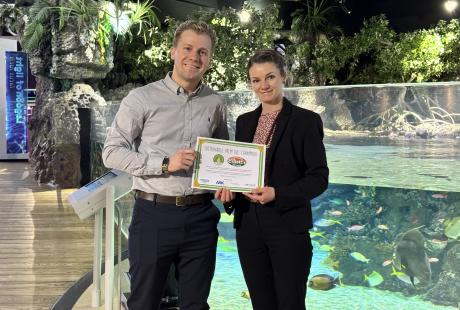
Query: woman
215 49 328 310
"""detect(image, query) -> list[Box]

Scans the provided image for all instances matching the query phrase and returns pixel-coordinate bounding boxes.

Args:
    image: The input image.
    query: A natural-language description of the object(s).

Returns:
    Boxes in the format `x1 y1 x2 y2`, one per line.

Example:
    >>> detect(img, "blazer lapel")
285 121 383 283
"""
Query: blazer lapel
265 98 292 175
240 105 261 143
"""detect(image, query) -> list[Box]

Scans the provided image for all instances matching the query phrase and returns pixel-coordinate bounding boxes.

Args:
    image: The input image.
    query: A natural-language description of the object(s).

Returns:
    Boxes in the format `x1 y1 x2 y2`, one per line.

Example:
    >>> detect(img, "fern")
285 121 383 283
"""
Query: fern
22 0 53 52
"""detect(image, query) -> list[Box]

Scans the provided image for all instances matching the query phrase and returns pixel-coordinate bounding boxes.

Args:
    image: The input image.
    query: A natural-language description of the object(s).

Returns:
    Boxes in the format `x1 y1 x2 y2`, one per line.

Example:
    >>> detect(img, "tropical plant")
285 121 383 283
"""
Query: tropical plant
311 15 460 85
122 3 282 90
290 0 341 44
193 2 282 90
22 0 53 52
288 0 342 86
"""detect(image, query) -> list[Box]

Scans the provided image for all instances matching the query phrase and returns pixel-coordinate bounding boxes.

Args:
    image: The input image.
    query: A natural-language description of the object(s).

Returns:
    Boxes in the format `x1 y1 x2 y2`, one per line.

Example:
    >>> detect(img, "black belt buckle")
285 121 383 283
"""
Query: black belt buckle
176 196 186 207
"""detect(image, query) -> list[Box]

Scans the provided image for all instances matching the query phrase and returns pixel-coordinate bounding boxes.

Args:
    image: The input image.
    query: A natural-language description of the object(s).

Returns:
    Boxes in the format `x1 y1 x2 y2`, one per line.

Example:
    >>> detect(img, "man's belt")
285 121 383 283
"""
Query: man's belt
136 190 212 207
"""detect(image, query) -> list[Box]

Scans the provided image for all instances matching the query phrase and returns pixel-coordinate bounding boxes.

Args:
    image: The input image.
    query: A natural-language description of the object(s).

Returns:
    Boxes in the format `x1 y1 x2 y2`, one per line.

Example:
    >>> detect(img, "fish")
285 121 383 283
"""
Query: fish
241 290 250 300
431 238 448 244
377 224 389 230
314 218 342 227
319 244 335 252
320 256 339 269
219 213 234 223
364 271 384 287
393 228 431 286
218 236 229 243
350 252 370 263
329 198 346 206
376 206 383 215
346 200 351 206
218 244 237 252
328 210 343 216
443 216 460 240
309 230 326 239
432 193 448 199
391 266 420 285
308 274 340 291
382 259 393 267
347 224 365 232
428 257 439 263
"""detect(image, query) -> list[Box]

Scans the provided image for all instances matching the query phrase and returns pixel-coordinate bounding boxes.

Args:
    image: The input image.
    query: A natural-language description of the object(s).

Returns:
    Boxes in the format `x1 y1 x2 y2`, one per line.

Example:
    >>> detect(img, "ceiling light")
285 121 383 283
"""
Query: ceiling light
444 0 458 13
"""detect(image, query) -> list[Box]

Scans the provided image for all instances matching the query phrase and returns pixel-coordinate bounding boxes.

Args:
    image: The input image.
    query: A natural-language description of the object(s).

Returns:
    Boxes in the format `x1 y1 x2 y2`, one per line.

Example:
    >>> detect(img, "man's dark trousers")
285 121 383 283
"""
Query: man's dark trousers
127 197 220 310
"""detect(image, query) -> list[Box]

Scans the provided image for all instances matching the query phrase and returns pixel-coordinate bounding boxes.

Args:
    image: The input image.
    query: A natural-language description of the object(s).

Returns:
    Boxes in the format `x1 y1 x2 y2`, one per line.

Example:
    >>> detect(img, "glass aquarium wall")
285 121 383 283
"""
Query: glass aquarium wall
91 82 460 309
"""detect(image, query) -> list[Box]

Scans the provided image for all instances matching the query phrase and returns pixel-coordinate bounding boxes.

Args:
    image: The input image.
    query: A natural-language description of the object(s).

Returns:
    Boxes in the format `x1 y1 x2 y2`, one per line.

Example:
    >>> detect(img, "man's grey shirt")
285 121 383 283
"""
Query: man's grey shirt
102 73 229 196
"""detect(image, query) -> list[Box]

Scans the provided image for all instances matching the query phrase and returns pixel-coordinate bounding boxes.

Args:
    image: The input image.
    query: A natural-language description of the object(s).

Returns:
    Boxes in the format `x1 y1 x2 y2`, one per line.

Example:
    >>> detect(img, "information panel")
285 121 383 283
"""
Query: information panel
5 51 28 154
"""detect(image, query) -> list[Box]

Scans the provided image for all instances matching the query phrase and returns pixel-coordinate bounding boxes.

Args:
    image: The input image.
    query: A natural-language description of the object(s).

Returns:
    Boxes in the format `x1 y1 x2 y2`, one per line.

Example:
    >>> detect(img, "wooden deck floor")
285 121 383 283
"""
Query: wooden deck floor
0 161 93 310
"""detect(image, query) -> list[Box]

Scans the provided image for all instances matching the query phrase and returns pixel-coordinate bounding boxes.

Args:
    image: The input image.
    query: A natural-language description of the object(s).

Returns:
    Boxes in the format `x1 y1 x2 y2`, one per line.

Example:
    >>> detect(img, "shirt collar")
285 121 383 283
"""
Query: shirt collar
164 72 204 96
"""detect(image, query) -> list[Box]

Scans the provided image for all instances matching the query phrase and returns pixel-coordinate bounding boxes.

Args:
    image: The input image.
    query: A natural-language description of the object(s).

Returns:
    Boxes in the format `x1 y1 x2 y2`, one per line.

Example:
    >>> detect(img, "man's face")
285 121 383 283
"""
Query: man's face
171 30 213 88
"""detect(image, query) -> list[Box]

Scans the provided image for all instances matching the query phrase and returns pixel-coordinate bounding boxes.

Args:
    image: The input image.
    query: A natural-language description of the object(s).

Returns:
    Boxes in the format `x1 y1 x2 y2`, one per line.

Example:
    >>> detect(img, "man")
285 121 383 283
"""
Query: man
102 20 228 310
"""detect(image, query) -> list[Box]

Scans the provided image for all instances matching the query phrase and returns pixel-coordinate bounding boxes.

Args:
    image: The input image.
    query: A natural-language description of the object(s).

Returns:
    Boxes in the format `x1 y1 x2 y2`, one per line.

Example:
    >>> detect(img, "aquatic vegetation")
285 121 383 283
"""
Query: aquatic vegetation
357 91 460 135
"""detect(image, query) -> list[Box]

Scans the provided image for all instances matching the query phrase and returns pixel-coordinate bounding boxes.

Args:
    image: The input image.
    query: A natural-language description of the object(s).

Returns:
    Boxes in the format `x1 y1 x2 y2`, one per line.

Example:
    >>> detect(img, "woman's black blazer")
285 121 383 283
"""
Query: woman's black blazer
226 97 329 233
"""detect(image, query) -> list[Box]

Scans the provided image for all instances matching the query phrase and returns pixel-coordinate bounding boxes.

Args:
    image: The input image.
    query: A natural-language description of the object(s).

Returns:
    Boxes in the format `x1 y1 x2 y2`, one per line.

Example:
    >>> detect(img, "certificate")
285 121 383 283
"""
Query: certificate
192 137 266 192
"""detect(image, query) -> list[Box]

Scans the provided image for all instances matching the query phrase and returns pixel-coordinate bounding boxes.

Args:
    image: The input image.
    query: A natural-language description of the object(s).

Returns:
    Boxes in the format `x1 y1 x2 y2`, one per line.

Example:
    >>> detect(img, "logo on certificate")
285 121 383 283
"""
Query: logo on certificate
213 154 225 165
228 156 247 167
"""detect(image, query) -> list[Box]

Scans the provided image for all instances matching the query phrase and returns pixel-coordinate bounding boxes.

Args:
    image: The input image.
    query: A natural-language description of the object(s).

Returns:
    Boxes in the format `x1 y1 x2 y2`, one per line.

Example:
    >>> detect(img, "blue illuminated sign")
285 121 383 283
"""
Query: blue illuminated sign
5 51 28 154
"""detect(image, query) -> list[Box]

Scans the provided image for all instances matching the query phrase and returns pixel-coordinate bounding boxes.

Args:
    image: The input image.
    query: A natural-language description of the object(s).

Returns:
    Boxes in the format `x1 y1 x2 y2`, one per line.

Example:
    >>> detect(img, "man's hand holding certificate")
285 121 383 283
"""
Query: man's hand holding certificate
192 137 266 192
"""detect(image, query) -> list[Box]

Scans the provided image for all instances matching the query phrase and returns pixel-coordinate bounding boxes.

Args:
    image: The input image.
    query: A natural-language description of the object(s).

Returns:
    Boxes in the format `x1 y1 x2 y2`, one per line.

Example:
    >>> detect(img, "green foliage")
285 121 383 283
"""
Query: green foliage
21 0 160 66
119 18 175 85
312 15 395 85
22 0 53 52
436 19 460 81
125 0 160 42
122 3 281 90
290 0 341 44
288 0 342 86
58 0 99 33
194 3 282 90
311 15 460 85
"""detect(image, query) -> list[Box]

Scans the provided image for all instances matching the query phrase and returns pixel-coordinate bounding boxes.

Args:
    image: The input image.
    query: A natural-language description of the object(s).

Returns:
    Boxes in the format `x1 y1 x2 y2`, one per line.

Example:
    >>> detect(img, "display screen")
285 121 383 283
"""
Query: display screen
84 171 118 192
5 51 28 154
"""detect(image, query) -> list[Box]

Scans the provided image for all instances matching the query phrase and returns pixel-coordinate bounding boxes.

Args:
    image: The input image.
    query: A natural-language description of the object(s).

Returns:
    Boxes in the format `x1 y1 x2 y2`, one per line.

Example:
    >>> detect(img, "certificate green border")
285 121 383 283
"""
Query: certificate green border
192 137 266 192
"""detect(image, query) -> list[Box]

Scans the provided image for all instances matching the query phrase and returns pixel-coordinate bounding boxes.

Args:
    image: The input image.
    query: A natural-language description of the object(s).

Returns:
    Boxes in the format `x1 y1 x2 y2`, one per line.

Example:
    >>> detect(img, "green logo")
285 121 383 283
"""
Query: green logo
213 154 224 165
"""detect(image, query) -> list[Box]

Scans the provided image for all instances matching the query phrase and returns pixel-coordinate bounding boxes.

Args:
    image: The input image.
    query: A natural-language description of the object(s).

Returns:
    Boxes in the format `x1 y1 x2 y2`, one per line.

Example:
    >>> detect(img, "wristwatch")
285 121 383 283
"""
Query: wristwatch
161 157 170 174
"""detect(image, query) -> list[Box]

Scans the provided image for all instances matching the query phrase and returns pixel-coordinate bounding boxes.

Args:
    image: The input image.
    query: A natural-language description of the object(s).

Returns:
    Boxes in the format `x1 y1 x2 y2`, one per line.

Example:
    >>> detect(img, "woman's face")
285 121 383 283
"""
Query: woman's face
248 62 285 106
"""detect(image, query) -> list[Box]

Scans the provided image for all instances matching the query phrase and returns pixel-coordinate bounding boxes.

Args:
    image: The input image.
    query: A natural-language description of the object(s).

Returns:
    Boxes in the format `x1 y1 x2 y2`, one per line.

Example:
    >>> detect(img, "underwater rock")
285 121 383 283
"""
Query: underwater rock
443 244 460 274
393 228 431 286
414 123 460 139
425 271 460 307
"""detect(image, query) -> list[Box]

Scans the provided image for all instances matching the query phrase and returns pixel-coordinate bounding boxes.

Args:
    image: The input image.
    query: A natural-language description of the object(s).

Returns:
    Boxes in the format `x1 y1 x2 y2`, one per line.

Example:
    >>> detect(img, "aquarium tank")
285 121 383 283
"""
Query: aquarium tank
91 82 460 309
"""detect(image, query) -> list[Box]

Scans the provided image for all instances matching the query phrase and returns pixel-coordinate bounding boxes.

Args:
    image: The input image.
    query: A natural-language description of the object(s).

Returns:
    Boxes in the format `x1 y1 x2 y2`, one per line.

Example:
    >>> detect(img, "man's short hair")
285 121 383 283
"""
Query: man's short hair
173 20 217 53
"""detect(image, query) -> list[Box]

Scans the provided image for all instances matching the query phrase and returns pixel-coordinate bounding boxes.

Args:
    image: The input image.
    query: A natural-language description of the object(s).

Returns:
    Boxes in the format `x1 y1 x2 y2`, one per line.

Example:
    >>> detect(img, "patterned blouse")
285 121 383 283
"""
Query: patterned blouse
252 110 281 148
